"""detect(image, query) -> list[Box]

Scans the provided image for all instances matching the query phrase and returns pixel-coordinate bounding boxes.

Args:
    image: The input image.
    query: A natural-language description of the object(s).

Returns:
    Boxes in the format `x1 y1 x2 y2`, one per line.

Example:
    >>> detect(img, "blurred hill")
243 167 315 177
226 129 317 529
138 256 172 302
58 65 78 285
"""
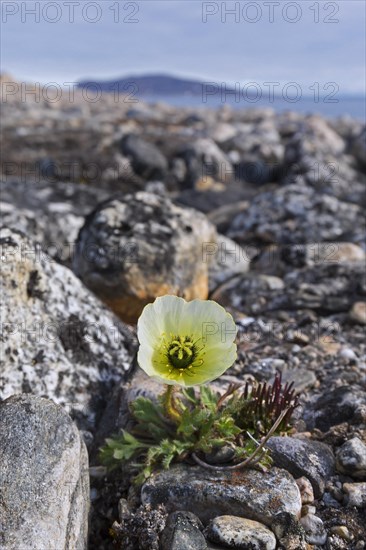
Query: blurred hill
77 73 226 96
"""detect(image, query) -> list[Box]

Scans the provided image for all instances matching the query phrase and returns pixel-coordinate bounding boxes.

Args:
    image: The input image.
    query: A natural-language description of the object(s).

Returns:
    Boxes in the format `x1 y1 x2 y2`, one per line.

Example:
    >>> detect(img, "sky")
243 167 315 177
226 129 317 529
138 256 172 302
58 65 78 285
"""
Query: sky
1 0 365 94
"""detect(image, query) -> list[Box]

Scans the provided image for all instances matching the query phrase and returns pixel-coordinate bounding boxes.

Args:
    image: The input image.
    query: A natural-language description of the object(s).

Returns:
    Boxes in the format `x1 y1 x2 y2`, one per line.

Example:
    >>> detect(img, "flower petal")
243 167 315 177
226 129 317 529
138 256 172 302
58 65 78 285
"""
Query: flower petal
137 295 238 387
184 300 237 349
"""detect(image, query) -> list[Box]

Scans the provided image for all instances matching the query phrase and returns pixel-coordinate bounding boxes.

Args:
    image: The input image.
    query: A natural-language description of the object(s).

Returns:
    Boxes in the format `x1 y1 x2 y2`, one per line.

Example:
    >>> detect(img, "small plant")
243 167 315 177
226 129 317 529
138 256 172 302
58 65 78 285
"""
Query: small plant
100 296 300 484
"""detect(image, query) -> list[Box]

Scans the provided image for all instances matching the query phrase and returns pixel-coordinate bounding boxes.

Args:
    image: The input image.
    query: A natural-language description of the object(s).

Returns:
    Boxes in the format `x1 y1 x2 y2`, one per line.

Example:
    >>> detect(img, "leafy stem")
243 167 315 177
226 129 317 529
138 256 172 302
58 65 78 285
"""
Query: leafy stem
100 373 300 483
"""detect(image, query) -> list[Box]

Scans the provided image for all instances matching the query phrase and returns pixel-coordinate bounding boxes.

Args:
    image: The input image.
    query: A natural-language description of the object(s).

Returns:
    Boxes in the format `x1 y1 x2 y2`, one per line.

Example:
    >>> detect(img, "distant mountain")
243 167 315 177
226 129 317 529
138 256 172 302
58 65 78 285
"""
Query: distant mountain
77 74 233 96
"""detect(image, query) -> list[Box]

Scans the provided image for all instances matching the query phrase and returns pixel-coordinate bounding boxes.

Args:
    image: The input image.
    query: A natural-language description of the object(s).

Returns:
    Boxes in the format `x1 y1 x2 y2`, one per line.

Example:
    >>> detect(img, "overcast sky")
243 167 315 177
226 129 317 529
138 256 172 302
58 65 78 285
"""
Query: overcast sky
1 0 365 94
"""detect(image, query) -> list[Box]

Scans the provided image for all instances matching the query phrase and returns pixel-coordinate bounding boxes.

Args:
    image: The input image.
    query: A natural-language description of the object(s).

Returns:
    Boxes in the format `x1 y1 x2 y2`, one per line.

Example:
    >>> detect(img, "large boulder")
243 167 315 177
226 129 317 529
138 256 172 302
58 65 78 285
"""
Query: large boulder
0 226 136 432
73 192 216 324
0 394 89 550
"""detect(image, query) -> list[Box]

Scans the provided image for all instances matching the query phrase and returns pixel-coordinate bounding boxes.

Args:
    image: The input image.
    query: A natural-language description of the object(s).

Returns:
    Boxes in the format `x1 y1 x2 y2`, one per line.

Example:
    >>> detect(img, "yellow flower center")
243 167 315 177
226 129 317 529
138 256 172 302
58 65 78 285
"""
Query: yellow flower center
168 335 196 370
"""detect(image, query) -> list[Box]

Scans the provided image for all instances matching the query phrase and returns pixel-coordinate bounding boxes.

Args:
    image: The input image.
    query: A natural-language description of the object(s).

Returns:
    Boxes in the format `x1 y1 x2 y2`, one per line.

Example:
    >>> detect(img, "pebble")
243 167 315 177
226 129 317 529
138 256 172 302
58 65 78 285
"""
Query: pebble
339 348 357 361
329 525 352 541
161 511 207 550
336 437 366 479
296 476 315 504
343 482 366 508
205 516 276 550
301 505 316 516
299 513 327 545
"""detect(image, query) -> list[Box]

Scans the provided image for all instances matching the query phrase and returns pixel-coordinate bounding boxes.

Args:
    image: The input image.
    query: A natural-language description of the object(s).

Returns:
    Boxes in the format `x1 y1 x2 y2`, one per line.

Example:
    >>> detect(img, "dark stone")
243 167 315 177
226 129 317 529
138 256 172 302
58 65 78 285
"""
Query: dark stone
120 133 168 180
309 386 366 432
175 187 249 215
161 511 207 550
267 437 335 498
336 438 366 479
235 158 277 185
177 138 232 188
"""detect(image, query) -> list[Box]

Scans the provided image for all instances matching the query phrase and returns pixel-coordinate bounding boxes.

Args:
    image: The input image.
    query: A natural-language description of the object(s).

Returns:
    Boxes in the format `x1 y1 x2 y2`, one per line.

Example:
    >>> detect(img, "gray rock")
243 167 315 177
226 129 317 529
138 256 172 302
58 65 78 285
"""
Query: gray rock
176 188 250 216
343 482 366 508
0 227 136 432
281 262 366 313
252 242 365 277
178 138 233 187
352 127 366 168
208 234 251 293
205 516 276 549
73 191 216 324
207 201 249 234
224 118 284 166
227 184 365 247
280 116 366 203
215 262 366 316
119 133 168 180
336 438 366 479
161 511 207 550
141 465 302 527
284 116 345 159
204 446 236 465
339 347 358 361
267 437 335 498
0 179 109 266
211 273 284 316
299 514 327 545
235 158 278 185
211 122 237 144
239 358 286 382
307 386 366 432
0 394 89 550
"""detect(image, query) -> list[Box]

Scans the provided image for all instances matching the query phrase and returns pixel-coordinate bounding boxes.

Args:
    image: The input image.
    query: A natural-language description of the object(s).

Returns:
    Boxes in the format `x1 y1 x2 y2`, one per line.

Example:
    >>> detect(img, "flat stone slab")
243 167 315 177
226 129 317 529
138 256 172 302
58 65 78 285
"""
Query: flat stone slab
141 465 301 527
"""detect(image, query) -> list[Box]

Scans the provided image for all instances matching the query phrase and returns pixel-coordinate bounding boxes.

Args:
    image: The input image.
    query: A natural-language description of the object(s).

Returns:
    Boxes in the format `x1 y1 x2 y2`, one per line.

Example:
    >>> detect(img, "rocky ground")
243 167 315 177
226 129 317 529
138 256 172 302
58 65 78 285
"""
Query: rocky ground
1 76 366 549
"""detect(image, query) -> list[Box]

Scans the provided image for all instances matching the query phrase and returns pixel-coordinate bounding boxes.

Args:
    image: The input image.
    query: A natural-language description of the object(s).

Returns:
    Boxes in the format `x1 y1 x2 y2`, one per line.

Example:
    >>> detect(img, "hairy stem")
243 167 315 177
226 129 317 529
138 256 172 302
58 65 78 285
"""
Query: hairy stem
163 385 181 423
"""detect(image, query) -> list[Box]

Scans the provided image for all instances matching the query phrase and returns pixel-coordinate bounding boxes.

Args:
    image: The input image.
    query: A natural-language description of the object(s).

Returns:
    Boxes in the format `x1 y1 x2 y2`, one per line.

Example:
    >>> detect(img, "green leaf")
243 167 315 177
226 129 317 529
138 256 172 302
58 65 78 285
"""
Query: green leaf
131 397 166 427
182 387 197 404
199 385 219 412
100 431 148 465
